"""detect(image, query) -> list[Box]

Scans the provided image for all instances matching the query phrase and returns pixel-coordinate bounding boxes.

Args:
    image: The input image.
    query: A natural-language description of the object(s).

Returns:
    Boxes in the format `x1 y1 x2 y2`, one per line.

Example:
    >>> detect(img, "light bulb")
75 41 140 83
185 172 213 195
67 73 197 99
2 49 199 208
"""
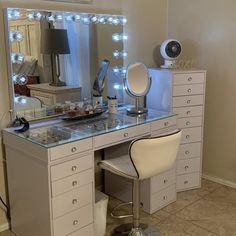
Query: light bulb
12 74 18 84
27 11 42 21
112 33 128 42
112 18 120 25
113 50 120 59
91 15 98 23
113 84 121 90
121 51 128 58
8 9 22 20
113 67 120 74
82 15 90 24
47 13 63 22
121 68 127 74
10 31 23 42
121 17 128 25
11 53 25 64
18 75 28 85
99 16 107 24
108 17 114 24
112 34 121 42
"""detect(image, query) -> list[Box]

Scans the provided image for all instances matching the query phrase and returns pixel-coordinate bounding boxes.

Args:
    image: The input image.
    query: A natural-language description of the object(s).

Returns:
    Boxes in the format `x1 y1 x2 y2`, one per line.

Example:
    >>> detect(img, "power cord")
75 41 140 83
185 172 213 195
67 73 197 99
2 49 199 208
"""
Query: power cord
0 195 10 220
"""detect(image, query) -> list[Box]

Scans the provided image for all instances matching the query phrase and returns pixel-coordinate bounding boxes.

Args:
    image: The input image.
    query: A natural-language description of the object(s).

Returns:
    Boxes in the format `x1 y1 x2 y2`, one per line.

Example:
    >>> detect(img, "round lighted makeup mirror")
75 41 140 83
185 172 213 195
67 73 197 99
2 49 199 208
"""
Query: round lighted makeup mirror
124 62 151 114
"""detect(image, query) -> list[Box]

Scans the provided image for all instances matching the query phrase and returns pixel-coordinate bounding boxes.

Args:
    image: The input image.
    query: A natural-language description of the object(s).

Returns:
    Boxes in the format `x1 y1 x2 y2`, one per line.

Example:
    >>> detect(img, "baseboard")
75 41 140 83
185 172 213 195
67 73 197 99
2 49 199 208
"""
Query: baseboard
0 222 9 232
202 174 236 189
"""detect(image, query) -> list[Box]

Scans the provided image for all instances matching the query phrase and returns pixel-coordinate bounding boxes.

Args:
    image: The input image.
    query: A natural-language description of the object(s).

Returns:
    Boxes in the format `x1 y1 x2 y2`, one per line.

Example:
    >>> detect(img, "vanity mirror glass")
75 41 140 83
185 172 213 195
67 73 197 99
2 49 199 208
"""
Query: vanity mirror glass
5 8 127 121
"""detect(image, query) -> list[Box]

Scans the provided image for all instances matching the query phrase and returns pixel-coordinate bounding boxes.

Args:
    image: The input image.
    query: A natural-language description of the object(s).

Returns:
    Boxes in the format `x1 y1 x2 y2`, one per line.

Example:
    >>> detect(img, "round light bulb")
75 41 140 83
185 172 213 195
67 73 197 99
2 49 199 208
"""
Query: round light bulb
11 53 25 64
121 17 128 25
91 15 98 23
27 11 42 21
112 18 120 25
10 31 23 42
113 50 120 59
8 9 22 20
113 67 120 74
112 34 121 42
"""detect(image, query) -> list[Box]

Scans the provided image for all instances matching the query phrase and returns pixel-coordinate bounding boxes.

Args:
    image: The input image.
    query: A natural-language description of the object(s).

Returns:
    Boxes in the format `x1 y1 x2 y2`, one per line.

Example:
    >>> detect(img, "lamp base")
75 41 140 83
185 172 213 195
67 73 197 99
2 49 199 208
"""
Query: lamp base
49 80 66 87
127 107 148 115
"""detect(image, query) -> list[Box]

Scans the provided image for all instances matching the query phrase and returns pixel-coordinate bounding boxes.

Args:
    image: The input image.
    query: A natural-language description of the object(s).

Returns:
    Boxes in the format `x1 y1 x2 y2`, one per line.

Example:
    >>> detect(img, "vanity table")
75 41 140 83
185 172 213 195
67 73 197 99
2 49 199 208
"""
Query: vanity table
27 83 82 106
3 109 177 236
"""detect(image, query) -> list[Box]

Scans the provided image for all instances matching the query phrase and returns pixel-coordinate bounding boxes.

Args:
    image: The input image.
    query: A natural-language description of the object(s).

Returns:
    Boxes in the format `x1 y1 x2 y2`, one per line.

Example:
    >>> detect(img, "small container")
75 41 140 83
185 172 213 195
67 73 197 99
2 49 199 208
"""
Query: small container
93 95 103 107
108 97 118 114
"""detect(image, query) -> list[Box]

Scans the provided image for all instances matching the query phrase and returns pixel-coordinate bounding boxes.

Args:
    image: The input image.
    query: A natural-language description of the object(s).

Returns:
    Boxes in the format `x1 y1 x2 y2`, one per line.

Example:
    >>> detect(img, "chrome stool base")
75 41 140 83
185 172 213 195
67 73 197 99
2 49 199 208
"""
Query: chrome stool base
111 223 161 236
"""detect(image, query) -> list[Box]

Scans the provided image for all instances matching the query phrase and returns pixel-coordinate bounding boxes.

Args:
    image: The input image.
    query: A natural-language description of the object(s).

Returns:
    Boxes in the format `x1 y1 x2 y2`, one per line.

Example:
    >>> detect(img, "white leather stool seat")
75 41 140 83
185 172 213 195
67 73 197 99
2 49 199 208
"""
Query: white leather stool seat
99 155 138 180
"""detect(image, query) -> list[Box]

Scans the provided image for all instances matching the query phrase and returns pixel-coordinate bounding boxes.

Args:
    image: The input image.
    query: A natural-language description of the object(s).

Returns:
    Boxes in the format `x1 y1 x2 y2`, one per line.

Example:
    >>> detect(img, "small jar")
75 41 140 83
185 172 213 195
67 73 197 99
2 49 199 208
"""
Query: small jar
54 103 63 113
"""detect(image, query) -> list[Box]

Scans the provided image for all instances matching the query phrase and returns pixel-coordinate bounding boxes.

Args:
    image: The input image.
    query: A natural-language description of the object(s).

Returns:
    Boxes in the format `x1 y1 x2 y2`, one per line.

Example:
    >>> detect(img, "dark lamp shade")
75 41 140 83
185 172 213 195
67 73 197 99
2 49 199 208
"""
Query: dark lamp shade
41 29 70 54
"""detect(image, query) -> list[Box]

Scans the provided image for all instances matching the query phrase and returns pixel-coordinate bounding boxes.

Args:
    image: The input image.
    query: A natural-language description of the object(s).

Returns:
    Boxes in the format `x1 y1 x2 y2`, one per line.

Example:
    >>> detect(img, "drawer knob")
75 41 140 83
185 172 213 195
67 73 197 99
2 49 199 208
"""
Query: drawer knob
71 147 77 153
72 181 78 187
187 100 191 104
188 77 192 82
186 121 191 126
163 196 168 200
185 165 189 170
73 220 78 225
187 88 192 93
164 122 169 126
71 166 77 171
72 199 78 204
184 180 189 184
186 135 190 139
185 150 190 155
186 111 191 115
124 133 129 138
163 179 168 184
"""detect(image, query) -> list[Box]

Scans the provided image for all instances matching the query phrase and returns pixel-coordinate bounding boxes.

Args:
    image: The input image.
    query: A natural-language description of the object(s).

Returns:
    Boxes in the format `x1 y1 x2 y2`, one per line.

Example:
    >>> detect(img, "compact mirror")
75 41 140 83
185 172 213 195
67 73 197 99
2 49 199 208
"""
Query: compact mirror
5 8 127 121
124 62 151 114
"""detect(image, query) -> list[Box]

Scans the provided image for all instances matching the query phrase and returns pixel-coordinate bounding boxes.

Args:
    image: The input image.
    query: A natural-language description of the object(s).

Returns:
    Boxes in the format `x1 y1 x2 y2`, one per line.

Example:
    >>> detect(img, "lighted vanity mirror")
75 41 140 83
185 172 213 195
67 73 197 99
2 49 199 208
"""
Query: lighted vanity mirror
5 8 128 121
124 62 151 114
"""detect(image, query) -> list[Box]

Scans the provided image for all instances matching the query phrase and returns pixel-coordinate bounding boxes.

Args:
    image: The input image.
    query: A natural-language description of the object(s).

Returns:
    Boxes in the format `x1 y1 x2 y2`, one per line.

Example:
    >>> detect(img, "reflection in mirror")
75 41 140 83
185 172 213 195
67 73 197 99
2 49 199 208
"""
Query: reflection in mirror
6 8 128 121
124 62 151 114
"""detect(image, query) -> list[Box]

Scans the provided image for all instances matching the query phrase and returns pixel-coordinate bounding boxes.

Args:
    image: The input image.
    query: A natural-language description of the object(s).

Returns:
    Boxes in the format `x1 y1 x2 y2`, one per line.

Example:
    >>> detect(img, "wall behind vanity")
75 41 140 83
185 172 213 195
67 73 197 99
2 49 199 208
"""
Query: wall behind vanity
0 0 168 229
168 0 236 187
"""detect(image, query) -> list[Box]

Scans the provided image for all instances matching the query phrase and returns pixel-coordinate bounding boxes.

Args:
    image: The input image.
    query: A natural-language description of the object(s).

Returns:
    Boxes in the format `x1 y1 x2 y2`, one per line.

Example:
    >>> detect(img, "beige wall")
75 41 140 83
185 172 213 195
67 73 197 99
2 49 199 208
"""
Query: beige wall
0 0 168 228
168 0 236 185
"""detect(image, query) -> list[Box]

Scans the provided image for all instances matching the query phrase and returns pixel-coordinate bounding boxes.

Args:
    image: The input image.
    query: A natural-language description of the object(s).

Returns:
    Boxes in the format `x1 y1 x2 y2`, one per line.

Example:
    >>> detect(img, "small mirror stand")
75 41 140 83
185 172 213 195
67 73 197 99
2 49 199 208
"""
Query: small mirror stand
124 62 151 114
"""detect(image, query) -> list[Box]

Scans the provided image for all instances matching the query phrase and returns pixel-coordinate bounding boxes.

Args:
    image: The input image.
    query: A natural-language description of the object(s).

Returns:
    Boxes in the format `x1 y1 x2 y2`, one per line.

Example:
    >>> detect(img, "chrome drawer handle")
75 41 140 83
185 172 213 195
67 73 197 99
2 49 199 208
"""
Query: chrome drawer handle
186 111 191 115
72 181 78 187
73 220 78 225
71 147 77 153
187 88 192 93
163 196 168 200
186 135 190 139
163 179 168 184
124 133 129 137
184 165 189 170
187 100 191 104
71 166 77 171
164 122 169 126
185 150 190 155
188 77 192 82
186 121 191 126
184 180 189 184
72 199 78 205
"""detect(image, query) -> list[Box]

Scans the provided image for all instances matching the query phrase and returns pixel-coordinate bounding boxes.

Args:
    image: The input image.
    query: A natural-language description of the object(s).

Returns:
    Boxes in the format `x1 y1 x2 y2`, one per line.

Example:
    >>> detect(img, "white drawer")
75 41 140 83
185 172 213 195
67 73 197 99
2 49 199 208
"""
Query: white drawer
150 168 175 193
150 116 177 131
52 169 93 197
53 204 93 236
94 123 150 149
181 127 202 143
177 158 201 175
173 72 205 85
173 84 204 96
173 95 204 108
52 183 93 219
149 185 176 213
51 154 93 181
50 138 93 161
178 143 201 159
176 172 201 191
68 224 94 236
177 117 203 129
173 106 203 118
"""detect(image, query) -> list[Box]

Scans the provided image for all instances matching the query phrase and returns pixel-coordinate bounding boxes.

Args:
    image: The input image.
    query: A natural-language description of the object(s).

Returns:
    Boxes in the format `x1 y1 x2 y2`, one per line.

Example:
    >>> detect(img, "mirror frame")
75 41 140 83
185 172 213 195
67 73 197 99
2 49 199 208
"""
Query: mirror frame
4 7 127 122
124 62 151 98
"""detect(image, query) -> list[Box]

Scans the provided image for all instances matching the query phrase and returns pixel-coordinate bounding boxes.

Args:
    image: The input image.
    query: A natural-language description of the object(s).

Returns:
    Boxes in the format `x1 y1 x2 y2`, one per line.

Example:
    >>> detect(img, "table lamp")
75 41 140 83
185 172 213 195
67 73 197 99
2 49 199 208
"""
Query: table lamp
41 28 70 86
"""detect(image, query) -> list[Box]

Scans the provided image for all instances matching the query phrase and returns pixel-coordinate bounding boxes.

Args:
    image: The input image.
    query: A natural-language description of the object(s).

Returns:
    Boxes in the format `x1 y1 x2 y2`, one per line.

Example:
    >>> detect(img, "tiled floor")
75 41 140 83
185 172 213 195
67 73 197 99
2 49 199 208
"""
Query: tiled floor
1 179 236 236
